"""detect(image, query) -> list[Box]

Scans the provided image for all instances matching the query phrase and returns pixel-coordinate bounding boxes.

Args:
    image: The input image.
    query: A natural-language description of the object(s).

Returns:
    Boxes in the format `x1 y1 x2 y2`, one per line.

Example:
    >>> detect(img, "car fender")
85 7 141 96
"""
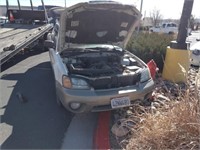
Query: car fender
49 49 68 85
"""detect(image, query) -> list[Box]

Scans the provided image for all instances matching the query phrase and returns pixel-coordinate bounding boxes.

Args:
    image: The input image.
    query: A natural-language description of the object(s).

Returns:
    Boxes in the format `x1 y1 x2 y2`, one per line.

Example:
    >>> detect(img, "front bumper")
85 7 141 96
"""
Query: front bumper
56 79 154 113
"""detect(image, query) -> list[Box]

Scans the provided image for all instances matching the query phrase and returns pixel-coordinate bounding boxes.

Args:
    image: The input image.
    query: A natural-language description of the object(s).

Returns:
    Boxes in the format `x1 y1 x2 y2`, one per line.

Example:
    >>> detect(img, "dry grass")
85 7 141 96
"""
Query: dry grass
126 71 200 150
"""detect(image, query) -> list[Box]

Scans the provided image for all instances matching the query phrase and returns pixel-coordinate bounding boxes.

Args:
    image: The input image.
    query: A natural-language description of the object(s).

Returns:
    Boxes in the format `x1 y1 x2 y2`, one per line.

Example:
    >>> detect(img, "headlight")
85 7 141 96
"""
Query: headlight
140 68 151 83
62 75 90 89
71 78 90 89
62 75 72 88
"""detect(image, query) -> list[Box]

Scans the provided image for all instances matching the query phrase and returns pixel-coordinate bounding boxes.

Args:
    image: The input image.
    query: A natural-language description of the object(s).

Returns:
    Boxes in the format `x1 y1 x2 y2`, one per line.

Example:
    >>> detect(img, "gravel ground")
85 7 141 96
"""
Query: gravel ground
110 66 200 149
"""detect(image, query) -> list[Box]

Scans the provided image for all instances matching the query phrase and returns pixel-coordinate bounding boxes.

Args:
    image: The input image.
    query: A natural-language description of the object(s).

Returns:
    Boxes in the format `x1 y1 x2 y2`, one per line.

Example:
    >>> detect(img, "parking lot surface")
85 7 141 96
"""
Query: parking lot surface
0 51 73 149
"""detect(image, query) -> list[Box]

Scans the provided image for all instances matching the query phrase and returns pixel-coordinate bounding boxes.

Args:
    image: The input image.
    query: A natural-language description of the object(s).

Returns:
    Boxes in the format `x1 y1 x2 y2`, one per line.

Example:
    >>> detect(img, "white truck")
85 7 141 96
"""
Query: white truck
149 22 178 34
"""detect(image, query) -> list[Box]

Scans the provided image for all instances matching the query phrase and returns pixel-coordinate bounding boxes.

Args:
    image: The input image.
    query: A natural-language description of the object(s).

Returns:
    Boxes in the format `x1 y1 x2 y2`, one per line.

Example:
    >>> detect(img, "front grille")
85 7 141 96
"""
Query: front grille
88 73 140 90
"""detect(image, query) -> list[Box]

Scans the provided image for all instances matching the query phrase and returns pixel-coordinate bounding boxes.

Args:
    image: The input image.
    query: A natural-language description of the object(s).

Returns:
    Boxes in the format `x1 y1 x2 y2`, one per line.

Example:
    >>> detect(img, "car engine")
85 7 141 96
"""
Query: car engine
61 50 143 89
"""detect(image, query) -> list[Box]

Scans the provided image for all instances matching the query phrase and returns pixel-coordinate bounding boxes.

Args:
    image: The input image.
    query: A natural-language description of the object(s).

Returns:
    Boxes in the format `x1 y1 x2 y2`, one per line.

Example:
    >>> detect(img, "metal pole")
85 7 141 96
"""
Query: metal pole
17 0 21 10
139 0 143 14
41 0 45 10
65 0 66 8
30 0 33 10
6 0 9 17
171 0 194 49
137 0 143 33
6 0 9 11
41 0 48 23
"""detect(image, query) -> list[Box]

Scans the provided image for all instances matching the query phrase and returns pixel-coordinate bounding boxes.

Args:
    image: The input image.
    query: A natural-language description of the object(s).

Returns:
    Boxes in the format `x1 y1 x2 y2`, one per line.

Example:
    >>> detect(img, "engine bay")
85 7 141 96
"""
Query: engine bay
60 49 143 77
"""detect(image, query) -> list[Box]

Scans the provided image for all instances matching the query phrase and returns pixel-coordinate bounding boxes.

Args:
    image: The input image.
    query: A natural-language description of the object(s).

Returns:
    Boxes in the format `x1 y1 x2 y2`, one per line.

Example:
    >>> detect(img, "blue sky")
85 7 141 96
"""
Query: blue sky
0 0 199 19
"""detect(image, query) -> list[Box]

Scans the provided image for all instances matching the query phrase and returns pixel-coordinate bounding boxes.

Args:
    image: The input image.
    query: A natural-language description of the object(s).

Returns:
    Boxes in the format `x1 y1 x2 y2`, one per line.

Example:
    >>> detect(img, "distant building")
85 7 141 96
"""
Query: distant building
141 17 153 28
162 19 180 25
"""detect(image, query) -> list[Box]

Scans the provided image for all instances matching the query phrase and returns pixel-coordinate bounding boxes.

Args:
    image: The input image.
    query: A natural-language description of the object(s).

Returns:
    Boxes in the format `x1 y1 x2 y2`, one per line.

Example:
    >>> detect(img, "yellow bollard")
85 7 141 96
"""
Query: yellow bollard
162 47 190 83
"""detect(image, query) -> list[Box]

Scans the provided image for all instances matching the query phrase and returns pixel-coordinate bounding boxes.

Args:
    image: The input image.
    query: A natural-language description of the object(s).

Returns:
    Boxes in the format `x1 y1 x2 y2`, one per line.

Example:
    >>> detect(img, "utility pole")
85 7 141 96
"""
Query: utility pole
171 0 194 49
65 0 66 8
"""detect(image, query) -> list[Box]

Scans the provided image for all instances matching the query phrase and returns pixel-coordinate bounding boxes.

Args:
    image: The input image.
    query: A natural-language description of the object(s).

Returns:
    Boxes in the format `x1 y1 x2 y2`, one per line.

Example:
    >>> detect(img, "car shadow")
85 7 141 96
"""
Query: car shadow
0 61 73 149
1 47 47 72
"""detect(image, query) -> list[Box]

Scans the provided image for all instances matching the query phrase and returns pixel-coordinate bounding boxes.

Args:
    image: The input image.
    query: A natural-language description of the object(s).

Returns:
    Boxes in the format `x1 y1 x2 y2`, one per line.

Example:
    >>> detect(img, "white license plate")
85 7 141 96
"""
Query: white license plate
111 97 130 108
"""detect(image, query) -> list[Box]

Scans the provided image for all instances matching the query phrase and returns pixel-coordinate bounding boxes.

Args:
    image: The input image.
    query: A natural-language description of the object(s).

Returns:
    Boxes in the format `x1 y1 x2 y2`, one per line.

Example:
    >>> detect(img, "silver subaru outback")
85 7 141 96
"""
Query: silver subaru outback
45 1 154 113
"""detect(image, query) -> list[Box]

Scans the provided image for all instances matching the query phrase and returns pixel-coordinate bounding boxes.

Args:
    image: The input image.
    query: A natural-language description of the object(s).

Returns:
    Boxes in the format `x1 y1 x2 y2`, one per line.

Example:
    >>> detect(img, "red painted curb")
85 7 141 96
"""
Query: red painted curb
93 111 111 149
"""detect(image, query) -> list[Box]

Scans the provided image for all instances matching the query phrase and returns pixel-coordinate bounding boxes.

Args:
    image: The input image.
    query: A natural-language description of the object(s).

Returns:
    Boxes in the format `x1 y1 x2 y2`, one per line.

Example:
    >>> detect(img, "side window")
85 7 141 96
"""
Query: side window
166 23 171 27
172 23 177 27
162 23 166 28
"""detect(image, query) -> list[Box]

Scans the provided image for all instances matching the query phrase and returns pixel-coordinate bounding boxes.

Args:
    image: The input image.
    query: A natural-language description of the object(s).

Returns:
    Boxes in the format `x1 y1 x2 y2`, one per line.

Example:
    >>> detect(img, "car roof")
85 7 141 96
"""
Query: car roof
190 41 200 51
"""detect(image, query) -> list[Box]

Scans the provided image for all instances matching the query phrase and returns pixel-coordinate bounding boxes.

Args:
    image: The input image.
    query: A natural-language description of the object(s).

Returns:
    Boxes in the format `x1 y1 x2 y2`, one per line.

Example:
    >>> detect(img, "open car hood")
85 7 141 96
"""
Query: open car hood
58 1 141 51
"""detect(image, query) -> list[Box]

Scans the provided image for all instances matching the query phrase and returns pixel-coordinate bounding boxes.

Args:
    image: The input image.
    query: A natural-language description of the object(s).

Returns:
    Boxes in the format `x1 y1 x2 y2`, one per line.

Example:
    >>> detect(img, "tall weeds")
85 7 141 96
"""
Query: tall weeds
126 70 200 150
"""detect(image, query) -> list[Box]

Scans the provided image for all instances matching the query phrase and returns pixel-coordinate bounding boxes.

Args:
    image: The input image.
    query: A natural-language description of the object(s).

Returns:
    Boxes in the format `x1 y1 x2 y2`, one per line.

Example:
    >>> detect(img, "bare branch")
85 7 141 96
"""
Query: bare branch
150 8 163 26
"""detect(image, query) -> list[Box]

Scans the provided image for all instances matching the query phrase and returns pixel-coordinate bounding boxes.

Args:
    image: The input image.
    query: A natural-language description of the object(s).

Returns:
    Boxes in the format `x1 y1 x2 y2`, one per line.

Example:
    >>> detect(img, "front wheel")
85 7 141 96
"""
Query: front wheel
168 32 174 35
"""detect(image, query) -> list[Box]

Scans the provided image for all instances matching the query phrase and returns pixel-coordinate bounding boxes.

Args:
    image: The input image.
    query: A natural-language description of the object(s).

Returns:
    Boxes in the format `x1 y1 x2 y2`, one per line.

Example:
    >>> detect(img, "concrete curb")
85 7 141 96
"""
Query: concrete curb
93 111 111 149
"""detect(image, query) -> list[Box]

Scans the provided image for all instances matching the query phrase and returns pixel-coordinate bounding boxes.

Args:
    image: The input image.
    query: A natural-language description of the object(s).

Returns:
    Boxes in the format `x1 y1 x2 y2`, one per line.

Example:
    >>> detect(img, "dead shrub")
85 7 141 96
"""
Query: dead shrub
126 71 200 150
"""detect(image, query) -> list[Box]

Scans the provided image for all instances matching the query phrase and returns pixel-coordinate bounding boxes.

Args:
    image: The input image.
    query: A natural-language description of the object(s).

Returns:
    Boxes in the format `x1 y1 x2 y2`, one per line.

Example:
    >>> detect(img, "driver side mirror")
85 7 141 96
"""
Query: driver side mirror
44 40 54 48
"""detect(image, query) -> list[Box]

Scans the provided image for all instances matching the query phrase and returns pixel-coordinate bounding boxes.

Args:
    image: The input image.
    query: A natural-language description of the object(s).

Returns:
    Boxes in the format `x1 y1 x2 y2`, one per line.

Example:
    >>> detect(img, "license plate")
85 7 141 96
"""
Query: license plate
111 97 130 108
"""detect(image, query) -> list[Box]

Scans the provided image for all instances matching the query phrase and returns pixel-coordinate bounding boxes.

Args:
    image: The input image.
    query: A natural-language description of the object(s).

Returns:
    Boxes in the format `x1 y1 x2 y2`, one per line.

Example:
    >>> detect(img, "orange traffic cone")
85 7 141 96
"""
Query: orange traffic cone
9 11 14 22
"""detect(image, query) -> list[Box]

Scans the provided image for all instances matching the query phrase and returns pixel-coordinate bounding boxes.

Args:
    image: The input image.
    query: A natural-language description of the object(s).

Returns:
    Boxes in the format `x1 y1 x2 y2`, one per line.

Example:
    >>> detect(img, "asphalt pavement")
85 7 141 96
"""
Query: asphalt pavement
0 51 73 149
